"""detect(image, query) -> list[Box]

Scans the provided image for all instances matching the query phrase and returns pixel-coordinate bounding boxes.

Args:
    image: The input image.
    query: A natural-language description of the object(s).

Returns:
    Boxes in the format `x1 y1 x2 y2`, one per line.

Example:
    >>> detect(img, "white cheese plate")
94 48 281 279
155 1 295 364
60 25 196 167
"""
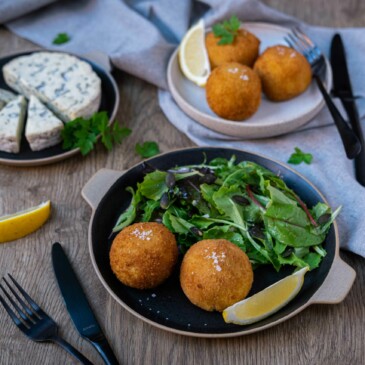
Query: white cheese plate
0 50 119 167
167 22 332 139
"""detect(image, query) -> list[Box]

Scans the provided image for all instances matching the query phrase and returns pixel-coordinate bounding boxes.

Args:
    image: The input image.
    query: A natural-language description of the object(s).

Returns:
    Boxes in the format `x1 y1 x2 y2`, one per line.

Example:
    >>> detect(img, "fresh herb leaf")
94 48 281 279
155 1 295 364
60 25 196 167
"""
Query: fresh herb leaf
61 111 130 155
288 147 313 165
212 15 241 45
53 33 71 45
135 141 160 158
112 187 141 232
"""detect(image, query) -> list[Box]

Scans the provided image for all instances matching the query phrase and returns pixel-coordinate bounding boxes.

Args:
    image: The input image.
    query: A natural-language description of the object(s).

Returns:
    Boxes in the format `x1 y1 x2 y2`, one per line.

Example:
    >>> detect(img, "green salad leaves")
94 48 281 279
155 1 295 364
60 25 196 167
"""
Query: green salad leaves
113 156 340 271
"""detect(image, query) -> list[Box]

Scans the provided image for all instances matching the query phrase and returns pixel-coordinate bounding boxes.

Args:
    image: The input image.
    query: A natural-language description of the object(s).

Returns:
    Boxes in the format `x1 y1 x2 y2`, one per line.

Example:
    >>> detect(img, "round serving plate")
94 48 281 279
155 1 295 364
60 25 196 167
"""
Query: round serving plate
82 147 355 338
167 22 332 139
0 50 119 167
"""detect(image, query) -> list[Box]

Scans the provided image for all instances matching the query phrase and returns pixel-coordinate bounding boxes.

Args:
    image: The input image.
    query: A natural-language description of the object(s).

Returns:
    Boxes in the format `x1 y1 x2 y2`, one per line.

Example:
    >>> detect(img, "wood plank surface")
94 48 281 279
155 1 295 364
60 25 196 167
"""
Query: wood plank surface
0 1 364 364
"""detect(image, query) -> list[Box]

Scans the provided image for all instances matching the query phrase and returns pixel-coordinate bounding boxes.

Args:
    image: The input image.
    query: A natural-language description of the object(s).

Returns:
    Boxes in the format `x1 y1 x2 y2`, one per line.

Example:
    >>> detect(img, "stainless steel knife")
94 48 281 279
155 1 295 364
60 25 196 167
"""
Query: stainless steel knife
331 34 365 186
52 242 119 365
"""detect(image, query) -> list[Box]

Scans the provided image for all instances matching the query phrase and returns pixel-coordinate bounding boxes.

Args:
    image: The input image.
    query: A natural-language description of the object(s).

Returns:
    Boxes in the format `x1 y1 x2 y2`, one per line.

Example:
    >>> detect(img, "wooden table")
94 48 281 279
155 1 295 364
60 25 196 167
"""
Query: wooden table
0 1 364 364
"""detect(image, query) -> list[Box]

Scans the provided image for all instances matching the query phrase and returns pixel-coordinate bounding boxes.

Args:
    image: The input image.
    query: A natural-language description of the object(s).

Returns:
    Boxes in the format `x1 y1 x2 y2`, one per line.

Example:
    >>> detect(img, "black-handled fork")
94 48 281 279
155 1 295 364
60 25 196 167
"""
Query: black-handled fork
0 274 94 365
285 28 361 159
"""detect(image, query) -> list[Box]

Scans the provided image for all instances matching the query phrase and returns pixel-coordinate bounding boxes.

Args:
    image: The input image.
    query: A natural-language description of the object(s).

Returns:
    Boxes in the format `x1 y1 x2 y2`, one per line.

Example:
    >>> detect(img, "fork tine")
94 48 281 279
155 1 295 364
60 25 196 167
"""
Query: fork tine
286 33 308 53
3 277 39 319
285 31 318 64
292 28 322 58
0 282 32 323
0 291 23 326
7 274 43 315
0 292 29 332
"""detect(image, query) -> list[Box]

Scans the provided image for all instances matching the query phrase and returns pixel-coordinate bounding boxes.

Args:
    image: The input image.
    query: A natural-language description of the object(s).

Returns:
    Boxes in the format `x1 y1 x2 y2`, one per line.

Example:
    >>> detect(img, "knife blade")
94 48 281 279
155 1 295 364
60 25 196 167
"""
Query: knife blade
52 242 119 365
331 34 365 186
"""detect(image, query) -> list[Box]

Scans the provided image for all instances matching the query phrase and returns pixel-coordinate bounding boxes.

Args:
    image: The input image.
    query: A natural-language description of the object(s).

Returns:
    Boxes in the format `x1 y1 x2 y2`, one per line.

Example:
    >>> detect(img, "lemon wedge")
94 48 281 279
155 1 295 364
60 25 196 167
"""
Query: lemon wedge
223 266 309 325
0 201 51 243
178 19 210 87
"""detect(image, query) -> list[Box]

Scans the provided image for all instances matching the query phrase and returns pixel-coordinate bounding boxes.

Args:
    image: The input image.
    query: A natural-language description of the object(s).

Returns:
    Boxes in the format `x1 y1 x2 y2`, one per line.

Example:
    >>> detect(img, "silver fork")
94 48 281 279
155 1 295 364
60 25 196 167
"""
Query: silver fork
285 28 361 159
0 274 93 365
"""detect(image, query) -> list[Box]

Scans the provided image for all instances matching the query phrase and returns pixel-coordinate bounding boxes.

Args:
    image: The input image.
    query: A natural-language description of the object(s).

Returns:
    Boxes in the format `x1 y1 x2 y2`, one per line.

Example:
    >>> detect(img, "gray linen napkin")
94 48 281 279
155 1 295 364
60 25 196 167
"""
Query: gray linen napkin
0 0 57 24
3 0 365 258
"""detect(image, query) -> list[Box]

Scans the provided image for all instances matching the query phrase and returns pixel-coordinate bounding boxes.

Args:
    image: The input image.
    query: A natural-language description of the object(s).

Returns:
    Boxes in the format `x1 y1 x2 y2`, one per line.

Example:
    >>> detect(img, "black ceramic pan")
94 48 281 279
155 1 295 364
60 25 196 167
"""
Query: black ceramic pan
82 147 355 337
0 50 119 167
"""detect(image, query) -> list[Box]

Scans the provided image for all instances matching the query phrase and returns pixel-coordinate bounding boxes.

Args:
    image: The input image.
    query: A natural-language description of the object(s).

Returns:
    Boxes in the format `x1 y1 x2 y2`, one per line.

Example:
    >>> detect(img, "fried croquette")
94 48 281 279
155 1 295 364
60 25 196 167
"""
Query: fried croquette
180 239 253 312
205 29 260 69
110 222 178 289
254 45 312 101
206 62 261 120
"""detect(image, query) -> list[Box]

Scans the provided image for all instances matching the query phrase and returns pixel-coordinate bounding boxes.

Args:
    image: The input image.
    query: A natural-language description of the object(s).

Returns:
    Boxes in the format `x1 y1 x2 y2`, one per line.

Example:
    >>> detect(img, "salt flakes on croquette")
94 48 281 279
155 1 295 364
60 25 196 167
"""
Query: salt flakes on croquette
131 227 152 240
205 250 226 272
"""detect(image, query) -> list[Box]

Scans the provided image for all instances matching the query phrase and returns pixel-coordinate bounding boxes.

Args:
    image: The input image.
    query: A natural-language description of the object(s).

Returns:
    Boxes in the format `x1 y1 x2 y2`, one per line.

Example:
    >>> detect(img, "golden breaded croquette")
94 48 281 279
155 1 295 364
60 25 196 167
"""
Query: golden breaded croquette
110 222 178 289
253 45 312 101
180 239 253 312
205 28 260 69
206 62 261 120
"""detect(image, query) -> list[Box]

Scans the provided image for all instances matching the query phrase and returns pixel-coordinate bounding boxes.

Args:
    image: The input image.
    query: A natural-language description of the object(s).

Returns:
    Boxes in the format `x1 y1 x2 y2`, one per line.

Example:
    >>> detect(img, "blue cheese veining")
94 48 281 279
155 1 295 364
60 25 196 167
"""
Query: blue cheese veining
0 95 27 153
0 88 17 111
3 52 101 122
25 95 64 151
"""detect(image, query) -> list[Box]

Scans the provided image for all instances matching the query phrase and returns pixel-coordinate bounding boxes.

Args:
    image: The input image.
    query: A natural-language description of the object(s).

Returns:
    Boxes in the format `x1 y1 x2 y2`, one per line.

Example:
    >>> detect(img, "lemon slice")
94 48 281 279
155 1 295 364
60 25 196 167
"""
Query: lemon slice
0 201 51 243
178 19 210 87
223 266 309 325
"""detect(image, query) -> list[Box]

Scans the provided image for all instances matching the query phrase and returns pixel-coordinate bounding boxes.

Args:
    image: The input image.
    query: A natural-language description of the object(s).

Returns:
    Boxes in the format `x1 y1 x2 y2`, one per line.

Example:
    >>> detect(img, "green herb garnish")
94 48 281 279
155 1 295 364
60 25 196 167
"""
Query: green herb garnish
61 111 131 155
52 33 71 45
135 141 160 158
212 15 241 45
288 147 313 165
113 156 340 271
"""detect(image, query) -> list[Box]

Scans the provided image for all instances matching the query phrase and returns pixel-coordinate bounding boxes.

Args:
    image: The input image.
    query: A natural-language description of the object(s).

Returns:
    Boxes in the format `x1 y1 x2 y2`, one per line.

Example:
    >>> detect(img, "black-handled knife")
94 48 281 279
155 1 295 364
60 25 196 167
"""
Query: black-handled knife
52 242 119 365
331 34 365 186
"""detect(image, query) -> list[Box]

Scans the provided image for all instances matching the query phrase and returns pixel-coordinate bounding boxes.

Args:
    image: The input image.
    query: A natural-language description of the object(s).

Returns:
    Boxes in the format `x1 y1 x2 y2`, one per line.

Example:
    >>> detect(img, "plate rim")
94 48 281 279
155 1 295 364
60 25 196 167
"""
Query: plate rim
0 49 120 167
167 21 332 138
85 146 340 338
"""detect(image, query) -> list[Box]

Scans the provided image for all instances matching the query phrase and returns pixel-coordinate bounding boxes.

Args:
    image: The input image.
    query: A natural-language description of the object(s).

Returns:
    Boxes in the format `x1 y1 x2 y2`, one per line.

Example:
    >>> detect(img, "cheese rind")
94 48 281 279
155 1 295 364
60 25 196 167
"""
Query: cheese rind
26 95 64 151
3 52 101 122
0 95 27 153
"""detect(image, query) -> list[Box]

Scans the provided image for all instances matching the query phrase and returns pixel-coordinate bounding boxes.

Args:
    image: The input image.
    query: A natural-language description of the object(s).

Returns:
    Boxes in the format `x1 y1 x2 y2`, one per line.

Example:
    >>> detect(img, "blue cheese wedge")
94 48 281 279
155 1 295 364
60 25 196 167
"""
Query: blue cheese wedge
0 88 17 111
0 88 17 103
3 52 101 122
26 95 64 151
0 95 27 153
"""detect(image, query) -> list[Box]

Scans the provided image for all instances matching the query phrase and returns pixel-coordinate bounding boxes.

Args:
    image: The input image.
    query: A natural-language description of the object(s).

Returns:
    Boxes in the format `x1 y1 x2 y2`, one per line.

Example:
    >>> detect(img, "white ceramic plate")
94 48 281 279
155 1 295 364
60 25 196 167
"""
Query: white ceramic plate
167 22 332 139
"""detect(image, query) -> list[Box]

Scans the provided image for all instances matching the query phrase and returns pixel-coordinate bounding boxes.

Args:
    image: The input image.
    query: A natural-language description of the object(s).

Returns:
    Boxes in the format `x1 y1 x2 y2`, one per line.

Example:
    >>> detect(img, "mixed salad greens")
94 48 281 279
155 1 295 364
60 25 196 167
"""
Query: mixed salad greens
112 156 340 271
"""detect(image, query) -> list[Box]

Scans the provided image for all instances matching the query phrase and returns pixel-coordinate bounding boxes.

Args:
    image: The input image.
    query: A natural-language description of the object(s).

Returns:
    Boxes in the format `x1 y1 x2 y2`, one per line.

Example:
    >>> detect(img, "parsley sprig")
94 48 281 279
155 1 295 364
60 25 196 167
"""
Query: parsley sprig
53 33 71 45
212 15 241 45
62 111 131 155
288 147 313 165
135 141 160 158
